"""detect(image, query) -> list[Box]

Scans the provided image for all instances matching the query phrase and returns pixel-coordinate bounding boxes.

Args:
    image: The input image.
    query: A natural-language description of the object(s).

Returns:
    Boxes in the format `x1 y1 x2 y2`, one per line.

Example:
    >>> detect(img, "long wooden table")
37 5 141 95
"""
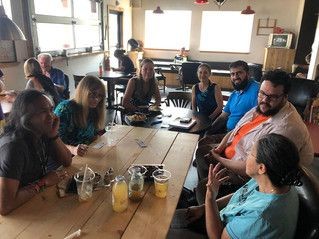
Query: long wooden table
0 125 198 239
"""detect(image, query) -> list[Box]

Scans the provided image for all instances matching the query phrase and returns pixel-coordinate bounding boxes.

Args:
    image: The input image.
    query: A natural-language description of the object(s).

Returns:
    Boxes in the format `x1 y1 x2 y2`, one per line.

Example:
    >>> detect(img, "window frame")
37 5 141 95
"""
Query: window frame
28 0 103 56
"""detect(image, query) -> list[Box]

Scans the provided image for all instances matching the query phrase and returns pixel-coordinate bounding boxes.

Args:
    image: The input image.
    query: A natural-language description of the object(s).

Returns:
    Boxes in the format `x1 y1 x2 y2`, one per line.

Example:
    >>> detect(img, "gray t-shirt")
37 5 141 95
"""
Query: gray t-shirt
0 135 51 187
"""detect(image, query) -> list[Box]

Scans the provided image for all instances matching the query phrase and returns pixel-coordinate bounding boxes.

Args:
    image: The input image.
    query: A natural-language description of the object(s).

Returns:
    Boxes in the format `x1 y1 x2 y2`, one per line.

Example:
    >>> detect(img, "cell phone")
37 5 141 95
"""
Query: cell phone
180 117 191 124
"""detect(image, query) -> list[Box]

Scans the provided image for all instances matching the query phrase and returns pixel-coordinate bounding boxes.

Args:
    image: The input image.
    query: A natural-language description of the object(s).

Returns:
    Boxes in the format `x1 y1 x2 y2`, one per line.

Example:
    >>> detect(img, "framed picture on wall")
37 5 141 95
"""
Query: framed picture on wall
0 40 17 62
268 33 293 48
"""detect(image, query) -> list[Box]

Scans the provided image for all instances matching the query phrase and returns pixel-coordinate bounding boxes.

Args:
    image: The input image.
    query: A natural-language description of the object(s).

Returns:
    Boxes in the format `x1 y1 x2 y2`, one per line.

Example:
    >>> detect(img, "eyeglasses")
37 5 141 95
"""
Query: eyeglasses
89 91 104 99
258 90 285 102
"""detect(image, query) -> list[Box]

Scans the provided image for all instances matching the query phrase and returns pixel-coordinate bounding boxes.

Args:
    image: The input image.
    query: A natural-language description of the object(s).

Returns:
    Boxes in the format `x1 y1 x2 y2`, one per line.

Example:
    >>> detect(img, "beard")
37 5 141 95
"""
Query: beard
232 78 249 91
256 102 281 116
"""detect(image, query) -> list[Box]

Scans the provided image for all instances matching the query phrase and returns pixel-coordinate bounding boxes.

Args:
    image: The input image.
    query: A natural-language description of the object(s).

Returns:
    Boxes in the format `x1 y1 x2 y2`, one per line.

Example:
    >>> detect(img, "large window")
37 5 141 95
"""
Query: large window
144 10 192 50
200 11 254 53
3 0 12 19
29 0 102 54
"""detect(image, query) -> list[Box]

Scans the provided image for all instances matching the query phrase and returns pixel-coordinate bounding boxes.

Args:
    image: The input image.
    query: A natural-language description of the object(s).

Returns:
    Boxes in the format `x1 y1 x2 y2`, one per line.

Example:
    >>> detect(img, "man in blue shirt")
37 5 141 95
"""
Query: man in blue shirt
38 53 68 99
204 60 259 135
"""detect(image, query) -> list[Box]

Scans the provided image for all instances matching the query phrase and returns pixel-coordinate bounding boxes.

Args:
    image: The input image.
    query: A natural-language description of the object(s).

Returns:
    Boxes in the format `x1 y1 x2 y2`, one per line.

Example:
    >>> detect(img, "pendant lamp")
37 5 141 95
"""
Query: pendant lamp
241 5 255 14
194 0 209 4
153 6 164 14
0 1 26 40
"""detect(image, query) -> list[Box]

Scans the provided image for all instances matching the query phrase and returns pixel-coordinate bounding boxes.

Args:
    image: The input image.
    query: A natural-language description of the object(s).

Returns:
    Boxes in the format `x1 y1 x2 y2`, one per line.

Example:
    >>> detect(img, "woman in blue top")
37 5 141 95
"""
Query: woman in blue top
192 63 223 120
54 75 106 156
171 133 301 239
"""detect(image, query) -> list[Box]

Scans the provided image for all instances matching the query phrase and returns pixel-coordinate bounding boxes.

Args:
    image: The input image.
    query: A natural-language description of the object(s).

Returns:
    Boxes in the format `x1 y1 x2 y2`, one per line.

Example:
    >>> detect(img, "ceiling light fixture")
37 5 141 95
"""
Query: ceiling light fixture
241 5 255 14
0 0 26 40
153 6 164 14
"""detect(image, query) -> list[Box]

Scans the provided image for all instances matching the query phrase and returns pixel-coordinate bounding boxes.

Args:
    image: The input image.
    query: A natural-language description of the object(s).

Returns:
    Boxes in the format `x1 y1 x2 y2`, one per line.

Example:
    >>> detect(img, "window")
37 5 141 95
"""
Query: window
200 11 254 53
3 0 12 19
29 0 102 54
144 10 192 50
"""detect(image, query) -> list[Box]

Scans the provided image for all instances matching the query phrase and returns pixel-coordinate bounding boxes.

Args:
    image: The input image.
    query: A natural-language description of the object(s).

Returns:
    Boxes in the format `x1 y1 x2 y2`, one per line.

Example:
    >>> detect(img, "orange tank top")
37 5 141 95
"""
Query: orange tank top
224 114 270 159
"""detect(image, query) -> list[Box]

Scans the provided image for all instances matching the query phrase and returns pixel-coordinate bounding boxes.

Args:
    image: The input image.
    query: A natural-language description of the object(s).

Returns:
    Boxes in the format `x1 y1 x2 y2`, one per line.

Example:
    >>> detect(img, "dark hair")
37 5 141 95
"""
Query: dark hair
229 60 249 73
114 49 126 58
256 133 302 187
261 70 291 94
4 89 47 137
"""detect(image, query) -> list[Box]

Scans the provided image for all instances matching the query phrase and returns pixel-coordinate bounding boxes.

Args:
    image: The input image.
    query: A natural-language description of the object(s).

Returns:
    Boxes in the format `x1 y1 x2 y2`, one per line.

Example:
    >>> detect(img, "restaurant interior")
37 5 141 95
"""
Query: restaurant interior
0 0 319 238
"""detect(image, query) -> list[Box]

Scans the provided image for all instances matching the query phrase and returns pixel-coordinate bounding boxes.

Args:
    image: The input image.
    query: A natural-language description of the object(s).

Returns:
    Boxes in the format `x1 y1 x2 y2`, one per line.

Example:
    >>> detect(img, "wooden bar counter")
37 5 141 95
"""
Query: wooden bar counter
0 125 198 239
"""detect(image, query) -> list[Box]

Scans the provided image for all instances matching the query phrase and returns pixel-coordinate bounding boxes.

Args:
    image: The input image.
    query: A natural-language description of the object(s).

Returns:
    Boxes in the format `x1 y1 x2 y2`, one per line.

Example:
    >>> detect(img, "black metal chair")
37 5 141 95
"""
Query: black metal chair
181 62 201 91
288 77 319 119
165 91 192 109
73 75 85 89
155 68 166 93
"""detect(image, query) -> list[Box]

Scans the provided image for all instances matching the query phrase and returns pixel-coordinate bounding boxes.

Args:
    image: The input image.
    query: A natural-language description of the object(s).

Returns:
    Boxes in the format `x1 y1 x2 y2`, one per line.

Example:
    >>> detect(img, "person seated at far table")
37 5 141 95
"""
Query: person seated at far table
192 63 223 120
54 75 106 156
170 134 302 239
123 58 161 112
0 89 72 215
112 49 135 74
38 53 68 99
24 58 61 106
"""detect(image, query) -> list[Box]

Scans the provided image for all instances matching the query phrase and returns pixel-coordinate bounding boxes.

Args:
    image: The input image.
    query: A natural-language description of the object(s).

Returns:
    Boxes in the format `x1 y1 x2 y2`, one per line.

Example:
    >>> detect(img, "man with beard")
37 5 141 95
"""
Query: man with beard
205 60 259 135
195 70 313 203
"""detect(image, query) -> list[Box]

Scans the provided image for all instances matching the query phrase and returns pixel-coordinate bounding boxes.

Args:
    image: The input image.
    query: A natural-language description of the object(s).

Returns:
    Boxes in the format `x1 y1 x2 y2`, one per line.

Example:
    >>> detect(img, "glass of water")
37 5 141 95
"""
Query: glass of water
105 122 116 146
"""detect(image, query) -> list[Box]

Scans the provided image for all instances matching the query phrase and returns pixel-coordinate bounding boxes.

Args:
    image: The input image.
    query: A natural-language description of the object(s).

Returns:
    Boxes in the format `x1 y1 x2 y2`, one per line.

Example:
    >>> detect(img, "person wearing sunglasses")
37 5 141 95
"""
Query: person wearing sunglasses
54 75 106 156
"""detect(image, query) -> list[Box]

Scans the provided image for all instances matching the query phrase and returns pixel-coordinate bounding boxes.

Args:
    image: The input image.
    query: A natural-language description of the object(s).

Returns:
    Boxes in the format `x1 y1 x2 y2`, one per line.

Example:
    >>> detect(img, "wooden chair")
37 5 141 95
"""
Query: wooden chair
165 92 192 109
73 75 85 89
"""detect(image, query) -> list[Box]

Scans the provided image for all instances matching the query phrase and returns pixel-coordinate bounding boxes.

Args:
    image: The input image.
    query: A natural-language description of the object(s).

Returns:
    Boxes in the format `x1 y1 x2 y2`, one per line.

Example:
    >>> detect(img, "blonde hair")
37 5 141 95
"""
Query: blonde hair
73 75 106 130
24 58 42 79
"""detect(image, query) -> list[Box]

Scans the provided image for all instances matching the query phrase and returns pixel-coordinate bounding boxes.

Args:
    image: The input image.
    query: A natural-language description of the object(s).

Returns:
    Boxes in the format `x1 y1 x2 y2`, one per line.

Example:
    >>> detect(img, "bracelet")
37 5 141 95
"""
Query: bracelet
49 134 59 141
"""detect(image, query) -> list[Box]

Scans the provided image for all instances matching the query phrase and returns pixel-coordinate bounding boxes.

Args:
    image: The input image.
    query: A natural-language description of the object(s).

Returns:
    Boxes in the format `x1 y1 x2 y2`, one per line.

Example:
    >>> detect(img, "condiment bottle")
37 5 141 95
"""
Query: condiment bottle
112 175 128 212
129 167 144 201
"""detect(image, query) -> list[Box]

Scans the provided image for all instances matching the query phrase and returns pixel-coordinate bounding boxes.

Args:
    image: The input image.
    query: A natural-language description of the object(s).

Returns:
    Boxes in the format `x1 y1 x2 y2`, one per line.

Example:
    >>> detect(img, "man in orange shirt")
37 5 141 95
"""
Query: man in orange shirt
195 70 313 202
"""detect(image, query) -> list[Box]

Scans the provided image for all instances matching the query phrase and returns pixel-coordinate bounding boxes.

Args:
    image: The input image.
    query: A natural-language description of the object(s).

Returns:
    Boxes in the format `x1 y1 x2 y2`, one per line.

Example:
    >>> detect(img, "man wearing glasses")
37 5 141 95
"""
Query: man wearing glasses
195 69 313 203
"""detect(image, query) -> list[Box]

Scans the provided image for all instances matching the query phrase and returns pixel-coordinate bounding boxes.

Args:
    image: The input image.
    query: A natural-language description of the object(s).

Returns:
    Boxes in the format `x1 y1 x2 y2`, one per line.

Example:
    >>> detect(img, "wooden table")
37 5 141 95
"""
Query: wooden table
0 125 198 239
305 122 319 157
87 71 130 108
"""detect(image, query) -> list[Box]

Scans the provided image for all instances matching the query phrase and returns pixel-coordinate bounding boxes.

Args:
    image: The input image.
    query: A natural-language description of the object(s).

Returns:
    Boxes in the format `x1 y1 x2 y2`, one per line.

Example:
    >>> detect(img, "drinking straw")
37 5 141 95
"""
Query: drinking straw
81 164 88 195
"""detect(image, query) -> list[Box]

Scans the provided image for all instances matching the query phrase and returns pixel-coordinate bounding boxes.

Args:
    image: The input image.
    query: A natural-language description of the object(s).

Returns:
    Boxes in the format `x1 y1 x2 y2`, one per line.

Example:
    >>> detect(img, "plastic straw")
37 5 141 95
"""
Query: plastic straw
81 164 88 195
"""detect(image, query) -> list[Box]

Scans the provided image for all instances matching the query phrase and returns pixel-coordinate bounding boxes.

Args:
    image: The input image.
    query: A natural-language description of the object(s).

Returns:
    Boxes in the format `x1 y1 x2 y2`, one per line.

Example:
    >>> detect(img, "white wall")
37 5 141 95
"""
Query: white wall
132 0 304 64
0 0 132 94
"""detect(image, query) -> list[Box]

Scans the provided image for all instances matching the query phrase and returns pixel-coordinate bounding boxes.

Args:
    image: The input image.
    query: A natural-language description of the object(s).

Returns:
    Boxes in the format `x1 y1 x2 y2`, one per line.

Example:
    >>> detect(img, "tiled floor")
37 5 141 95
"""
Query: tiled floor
105 86 198 191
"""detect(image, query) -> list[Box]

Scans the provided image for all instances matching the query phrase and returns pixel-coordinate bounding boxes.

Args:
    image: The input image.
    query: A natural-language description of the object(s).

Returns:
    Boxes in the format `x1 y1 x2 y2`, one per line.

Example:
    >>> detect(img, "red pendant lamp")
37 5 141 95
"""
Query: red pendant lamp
194 0 209 4
241 5 255 14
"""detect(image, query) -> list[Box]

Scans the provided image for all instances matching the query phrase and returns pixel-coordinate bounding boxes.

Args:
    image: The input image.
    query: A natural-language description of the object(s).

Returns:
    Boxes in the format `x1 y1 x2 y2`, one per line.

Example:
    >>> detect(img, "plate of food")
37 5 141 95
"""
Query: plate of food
126 113 147 124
